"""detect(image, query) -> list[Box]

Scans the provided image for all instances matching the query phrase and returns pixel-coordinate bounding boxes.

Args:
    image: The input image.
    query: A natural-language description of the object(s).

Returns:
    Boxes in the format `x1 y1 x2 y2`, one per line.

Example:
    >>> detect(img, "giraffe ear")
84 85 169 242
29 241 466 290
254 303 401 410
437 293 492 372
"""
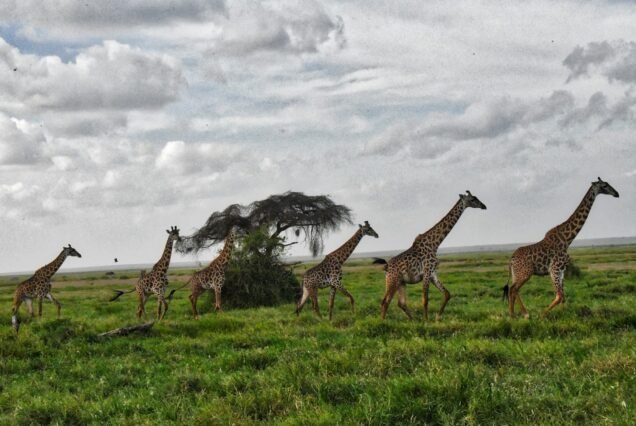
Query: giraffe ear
358 224 363 228
597 177 603 182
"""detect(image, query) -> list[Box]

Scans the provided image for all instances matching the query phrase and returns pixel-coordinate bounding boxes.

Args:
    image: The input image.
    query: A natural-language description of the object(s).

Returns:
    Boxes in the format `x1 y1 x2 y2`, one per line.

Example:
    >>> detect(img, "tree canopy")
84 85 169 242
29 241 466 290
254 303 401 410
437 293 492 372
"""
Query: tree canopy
176 191 353 256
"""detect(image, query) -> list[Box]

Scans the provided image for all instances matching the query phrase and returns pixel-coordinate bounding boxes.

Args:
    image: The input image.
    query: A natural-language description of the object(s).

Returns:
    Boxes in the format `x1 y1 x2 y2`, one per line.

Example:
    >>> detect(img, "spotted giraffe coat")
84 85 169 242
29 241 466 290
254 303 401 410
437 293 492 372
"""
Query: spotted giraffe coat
135 226 181 320
378 192 486 320
505 178 619 318
11 245 82 331
296 221 379 320
189 230 236 317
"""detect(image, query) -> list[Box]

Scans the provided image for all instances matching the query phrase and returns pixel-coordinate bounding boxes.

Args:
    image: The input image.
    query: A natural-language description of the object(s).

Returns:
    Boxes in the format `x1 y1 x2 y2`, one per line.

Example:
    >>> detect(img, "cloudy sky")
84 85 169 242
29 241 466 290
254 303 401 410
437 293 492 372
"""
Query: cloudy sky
1 0 635 273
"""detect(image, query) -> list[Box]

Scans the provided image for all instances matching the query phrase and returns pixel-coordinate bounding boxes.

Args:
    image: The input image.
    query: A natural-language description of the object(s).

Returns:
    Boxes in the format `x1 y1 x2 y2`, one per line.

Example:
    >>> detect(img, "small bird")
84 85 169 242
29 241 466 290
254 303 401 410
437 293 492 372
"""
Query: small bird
114 258 118 263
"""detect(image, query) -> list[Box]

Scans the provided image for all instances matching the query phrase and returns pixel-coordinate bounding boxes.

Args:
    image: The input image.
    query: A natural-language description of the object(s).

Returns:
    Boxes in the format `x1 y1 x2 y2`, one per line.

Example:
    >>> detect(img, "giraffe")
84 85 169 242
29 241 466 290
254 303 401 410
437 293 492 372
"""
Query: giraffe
374 191 486 320
503 178 619 319
187 228 236 318
11 244 82 332
111 226 181 320
296 221 379 320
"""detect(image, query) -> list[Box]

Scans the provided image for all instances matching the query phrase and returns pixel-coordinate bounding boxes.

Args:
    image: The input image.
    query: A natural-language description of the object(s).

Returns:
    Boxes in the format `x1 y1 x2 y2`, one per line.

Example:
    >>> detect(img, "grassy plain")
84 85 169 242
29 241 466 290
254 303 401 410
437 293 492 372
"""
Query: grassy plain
0 246 634 425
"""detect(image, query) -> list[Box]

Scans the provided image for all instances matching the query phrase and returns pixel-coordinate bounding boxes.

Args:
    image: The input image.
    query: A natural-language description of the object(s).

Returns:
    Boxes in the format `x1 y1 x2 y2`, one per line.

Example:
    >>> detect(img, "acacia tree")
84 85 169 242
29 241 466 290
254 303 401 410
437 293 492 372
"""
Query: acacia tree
175 191 353 308
177 191 353 257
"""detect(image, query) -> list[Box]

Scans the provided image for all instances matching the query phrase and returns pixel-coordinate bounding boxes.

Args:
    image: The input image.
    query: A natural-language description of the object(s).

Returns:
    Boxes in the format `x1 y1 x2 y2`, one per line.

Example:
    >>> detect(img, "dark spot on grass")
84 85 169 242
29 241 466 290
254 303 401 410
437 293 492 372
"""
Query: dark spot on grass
576 305 593 318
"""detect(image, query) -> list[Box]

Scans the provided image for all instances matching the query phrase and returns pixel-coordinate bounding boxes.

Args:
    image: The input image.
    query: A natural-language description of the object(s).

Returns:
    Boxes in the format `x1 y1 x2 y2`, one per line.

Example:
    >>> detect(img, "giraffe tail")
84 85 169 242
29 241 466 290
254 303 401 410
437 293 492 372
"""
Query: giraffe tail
372 257 388 271
167 277 193 301
502 264 511 302
109 288 135 302
502 284 509 302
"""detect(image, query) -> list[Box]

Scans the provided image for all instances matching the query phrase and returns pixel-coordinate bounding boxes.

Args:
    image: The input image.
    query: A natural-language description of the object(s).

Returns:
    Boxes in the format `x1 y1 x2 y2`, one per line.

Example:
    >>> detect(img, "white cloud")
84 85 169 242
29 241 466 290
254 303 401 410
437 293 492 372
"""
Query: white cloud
0 38 185 112
0 112 45 165
362 90 578 158
564 40 636 84
212 1 344 56
155 140 244 175
0 0 227 33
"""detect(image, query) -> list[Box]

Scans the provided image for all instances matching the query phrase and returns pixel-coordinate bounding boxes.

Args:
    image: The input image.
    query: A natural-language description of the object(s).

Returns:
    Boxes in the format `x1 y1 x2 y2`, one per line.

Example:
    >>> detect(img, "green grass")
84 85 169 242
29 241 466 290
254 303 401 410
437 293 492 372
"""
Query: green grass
1 246 635 425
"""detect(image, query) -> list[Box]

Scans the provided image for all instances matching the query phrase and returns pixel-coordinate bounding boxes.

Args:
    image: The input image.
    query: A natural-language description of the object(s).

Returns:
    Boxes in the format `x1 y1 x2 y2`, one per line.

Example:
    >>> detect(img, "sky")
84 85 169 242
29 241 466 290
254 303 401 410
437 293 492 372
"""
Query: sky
0 0 635 273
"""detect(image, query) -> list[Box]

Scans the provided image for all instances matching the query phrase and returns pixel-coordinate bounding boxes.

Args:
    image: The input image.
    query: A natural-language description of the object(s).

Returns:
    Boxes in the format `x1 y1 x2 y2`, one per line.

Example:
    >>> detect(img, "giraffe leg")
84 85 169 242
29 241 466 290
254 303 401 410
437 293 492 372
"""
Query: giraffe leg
295 286 311 316
157 294 169 320
508 269 532 319
430 271 451 321
137 292 148 320
328 287 337 321
544 255 568 317
397 285 413 320
422 279 431 320
380 277 400 320
46 293 61 318
38 297 43 318
214 286 223 312
162 295 169 319
515 293 530 319
12 297 24 331
422 281 431 320
26 298 34 318
189 284 205 319
310 288 322 319
338 287 355 315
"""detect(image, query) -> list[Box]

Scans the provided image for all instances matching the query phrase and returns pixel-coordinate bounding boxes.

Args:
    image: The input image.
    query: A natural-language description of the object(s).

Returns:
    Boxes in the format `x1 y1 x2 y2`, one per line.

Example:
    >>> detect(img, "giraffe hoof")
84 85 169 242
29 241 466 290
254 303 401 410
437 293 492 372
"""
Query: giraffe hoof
522 313 530 320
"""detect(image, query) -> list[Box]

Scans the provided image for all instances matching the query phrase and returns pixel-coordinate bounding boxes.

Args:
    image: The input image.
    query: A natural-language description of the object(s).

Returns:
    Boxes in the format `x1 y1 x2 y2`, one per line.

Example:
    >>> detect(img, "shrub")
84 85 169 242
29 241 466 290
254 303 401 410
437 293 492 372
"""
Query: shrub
221 228 300 309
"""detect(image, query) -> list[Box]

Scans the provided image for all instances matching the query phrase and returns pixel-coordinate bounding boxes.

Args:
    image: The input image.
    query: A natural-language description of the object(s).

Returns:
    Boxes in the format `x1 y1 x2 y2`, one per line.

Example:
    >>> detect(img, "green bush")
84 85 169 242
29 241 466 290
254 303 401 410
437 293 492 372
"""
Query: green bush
221 228 300 309
565 260 583 279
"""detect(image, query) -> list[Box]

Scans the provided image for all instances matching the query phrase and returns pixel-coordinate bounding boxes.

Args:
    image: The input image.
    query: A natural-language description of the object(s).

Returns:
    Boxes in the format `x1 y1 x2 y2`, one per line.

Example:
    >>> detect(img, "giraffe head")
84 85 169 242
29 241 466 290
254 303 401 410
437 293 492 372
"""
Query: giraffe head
63 244 82 258
166 226 182 243
459 190 487 209
359 220 379 238
592 177 619 198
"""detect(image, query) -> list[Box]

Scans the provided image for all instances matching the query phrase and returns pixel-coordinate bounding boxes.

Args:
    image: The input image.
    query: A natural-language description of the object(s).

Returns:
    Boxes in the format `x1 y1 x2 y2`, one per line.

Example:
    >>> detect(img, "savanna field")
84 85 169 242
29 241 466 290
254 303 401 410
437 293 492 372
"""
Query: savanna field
1 246 635 425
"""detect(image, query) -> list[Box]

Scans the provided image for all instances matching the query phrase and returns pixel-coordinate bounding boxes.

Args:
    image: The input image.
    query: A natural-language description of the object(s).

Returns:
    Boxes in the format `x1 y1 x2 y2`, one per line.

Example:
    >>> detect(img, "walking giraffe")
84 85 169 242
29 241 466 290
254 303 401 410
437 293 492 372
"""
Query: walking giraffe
504 178 619 318
11 245 82 332
296 221 379 320
186 228 236 318
374 191 486 320
111 226 181 320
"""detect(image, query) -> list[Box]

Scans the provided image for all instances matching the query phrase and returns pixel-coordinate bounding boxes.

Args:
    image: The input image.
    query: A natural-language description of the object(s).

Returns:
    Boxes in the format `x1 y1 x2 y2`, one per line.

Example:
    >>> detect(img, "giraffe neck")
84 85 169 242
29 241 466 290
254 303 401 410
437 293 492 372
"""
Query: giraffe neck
152 236 175 274
34 250 68 280
554 186 598 246
213 233 235 267
327 228 364 265
417 200 466 250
